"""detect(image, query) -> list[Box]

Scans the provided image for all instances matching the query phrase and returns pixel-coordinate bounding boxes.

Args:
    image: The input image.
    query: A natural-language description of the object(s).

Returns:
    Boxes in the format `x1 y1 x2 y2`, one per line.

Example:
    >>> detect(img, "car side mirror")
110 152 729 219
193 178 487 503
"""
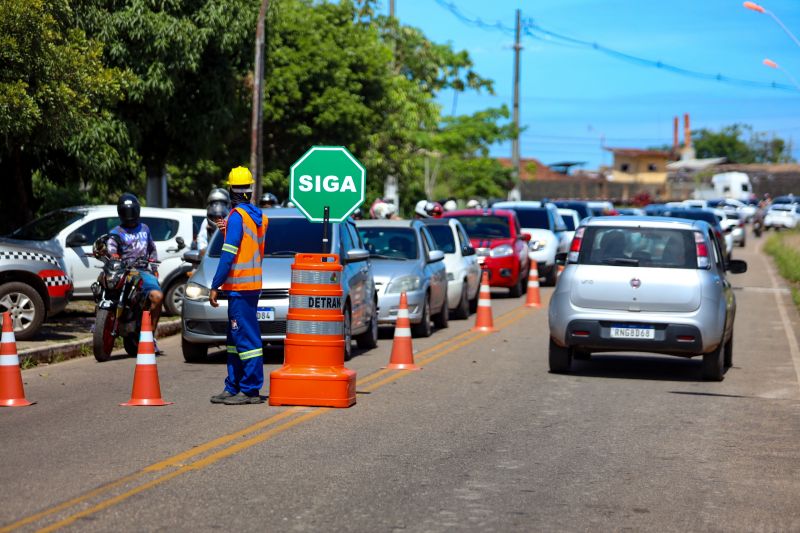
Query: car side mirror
726 259 747 274
520 233 531 242
66 232 88 248
555 252 568 265
176 236 186 249
462 246 476 256
183 250 202 265
428 250 445 263
345 248 369 263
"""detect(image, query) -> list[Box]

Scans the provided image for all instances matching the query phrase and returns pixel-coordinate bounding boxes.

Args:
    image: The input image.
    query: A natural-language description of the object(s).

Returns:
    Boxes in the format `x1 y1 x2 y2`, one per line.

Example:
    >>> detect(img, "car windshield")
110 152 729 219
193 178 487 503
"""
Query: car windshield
455 215 511 239
6 209 85 241
561 215 576 231
771 205 792 212
554 202 591 219
357 227 418 260
578 227 697 269
426 225 456 253
512 209 549 229
208 217 325 257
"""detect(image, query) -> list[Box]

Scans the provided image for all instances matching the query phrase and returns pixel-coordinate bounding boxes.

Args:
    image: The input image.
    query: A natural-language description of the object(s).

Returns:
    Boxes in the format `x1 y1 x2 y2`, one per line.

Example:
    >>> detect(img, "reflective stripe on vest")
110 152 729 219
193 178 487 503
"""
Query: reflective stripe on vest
221 208 266 292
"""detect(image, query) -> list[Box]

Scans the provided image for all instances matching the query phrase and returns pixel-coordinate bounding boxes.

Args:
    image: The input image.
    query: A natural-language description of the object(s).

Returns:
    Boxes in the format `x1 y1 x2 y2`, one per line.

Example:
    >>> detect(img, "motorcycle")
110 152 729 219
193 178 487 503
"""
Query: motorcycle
752 208 765 238
90 235 157 362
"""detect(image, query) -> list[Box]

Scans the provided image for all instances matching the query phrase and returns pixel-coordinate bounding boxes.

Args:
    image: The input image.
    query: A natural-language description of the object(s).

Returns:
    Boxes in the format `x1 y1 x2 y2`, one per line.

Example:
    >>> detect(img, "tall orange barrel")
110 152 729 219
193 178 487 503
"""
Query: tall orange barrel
269 253 356 407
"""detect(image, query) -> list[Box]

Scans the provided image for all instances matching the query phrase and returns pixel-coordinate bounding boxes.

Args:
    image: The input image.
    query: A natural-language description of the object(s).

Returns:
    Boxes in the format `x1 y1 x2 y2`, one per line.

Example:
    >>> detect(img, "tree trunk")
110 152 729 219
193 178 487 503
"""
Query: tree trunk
0 147 36 234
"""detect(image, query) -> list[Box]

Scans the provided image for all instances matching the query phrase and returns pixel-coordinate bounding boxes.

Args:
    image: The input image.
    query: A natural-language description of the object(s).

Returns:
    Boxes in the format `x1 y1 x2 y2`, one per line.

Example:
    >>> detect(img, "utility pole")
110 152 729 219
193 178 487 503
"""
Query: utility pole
250 0 270 204
509 9 522 201
390 0 395 18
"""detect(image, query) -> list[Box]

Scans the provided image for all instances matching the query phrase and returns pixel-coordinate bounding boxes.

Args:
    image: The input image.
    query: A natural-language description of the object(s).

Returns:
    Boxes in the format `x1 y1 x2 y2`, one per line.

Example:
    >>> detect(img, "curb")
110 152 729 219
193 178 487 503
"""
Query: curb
19 319 182 366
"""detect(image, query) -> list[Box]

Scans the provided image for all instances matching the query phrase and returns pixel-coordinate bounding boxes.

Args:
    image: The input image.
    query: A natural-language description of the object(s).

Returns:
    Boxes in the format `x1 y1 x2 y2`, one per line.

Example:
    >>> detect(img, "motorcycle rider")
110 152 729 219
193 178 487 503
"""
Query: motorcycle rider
259 192 279 208
197 188 231 253
107 193 164 351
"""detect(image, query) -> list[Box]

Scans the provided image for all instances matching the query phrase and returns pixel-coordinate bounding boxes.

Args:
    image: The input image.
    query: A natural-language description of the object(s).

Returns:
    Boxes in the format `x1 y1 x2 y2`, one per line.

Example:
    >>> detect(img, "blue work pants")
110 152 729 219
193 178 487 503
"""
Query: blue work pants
224 291 263 396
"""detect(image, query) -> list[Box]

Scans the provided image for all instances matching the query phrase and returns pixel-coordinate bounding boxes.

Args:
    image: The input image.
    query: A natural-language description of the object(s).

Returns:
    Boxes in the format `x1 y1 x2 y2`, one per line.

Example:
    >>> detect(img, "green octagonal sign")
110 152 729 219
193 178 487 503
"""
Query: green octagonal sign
290 146 366 222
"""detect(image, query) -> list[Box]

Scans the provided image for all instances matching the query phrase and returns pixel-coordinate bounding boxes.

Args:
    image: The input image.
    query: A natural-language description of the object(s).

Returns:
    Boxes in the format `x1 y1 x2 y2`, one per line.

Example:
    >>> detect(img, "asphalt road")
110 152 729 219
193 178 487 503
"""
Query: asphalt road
1 239 799 532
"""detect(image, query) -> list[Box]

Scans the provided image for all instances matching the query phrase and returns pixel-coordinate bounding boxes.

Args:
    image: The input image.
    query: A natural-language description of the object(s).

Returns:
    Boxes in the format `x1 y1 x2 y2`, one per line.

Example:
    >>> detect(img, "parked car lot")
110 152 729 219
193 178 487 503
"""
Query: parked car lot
444 209 531 295
182 208 378 361
421 218 481 319
548 216 747 381
356 219 448 337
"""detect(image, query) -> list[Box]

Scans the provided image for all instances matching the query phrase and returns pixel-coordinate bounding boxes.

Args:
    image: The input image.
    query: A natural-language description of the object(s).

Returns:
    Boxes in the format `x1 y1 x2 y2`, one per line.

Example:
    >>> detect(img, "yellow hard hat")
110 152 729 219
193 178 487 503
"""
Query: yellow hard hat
227 166 254 187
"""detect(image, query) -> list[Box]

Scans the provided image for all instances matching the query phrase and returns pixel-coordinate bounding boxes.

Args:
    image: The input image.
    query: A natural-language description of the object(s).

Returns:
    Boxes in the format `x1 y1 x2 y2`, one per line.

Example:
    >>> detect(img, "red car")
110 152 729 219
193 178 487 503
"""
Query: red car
444 209 531 296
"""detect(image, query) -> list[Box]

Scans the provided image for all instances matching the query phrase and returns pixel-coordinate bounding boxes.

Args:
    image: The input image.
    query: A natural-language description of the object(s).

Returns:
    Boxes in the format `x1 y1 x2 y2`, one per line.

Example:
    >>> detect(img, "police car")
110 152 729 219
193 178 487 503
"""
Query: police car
0 242 73 340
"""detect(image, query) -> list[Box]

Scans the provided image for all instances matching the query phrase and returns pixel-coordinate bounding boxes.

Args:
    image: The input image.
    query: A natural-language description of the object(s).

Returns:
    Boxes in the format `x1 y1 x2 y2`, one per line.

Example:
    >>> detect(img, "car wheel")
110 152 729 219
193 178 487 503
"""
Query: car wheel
548 338 572 373
182 337 208 363
411 294 432 338
509 269 524 298
702 343 724 381
469 290 479 314
0 282 46 341
433 289 449 329
355 303 379 350
164 278 187 316
453 284 470 320
724 336 733 368
343 304 353 361
543 266 558 287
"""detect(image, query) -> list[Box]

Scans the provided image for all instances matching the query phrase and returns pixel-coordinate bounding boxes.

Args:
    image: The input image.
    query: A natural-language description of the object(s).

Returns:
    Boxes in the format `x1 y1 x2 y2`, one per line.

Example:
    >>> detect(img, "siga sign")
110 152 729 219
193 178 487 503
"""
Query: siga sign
289 146 366 223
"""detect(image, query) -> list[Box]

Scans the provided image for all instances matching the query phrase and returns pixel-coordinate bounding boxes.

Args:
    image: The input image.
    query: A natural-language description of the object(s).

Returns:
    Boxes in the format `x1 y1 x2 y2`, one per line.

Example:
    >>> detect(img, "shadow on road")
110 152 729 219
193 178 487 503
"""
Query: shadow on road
568 354 711 382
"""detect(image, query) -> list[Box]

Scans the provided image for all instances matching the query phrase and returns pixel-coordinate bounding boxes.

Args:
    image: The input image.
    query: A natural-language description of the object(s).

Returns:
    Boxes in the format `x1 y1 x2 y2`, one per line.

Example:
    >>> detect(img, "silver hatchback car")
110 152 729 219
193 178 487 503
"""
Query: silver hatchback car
181 208 378 361
548 217 747 381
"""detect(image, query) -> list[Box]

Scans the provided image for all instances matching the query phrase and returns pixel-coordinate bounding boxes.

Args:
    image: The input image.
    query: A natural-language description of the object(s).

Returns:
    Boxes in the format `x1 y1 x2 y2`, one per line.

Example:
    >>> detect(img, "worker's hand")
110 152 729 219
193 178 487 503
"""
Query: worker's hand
215 219 227 231
209 289 219 308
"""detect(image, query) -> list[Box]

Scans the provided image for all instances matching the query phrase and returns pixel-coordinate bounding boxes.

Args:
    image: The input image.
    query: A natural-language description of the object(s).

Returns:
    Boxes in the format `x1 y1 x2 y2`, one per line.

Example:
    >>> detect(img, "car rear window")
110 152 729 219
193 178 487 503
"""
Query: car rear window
357 227 419 260
426 225 456 253
578 227 697 269
455 215 511 239
511 208 549 229
7 209 85 240
561 215 576 231
208 217 325 257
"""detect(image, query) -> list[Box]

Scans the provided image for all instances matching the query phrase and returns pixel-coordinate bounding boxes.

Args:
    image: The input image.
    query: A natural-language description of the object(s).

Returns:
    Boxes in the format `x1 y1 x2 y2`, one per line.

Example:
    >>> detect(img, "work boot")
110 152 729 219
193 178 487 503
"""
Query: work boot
222 392 264 405
210 390 235 404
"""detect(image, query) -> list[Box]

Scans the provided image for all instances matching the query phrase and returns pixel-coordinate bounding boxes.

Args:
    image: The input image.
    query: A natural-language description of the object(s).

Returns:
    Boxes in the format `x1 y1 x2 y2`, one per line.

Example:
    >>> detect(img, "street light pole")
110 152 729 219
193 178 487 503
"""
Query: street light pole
744 2 800 48
250 0 270 204
763 58 800 90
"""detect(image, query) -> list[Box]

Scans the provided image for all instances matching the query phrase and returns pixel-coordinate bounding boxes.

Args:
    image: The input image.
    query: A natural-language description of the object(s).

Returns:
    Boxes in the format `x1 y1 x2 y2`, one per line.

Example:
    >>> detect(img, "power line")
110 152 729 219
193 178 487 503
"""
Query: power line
432 0 800 94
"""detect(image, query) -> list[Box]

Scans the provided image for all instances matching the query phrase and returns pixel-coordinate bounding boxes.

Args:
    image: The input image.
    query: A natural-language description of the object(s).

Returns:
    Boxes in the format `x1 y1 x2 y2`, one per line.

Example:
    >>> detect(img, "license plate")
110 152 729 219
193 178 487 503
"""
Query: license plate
610 325 655 339
257 307 275 321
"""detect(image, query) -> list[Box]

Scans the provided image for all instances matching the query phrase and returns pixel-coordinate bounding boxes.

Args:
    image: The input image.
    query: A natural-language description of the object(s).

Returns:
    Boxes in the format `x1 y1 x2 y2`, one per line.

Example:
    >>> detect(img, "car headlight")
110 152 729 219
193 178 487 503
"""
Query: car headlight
529 239 547 252
185 281 210 301
386 275 421 294
489 244 514 258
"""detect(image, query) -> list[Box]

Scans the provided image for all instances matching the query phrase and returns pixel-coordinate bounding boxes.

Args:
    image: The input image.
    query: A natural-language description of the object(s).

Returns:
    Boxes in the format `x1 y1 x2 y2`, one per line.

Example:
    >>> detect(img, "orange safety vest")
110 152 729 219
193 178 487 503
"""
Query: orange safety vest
221 207 266 292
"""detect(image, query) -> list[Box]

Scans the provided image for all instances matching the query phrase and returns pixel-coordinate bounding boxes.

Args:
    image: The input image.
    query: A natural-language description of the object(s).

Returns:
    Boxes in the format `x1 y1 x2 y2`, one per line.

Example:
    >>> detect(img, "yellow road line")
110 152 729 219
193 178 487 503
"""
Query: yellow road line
16 302 539 532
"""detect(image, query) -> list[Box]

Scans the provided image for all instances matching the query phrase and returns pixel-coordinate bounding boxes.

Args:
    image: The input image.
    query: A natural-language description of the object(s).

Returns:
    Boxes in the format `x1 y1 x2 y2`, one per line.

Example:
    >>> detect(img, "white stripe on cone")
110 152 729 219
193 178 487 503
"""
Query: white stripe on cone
0 354 20 366
394 327 411 338
528 280 539 287
137 353 157 365
478 299 492 307
139 331 154 342
2 332 15 343
397 309 409 319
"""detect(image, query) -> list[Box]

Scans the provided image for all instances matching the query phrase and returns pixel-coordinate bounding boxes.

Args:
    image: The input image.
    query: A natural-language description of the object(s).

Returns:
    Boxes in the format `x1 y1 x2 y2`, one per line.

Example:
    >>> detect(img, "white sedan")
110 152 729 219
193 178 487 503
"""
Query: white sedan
764 204 799 230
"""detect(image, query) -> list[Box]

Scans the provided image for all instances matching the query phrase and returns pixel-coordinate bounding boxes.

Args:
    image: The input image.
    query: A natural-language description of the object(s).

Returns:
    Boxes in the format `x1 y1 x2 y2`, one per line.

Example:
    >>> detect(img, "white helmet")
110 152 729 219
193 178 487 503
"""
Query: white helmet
414 199 431 218
443 200 457 211
372 202 397 219
466 199 480 209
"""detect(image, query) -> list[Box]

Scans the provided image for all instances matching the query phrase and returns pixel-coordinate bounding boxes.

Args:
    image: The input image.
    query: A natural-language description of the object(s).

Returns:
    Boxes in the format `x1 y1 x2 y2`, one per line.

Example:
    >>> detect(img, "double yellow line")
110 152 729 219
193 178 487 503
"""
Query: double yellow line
3 304 535 533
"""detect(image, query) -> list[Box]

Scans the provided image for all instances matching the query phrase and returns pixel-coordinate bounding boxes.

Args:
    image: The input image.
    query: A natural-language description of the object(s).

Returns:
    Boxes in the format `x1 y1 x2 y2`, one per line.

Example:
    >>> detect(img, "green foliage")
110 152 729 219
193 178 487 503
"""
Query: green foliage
764 230 800 311
693 124 794 164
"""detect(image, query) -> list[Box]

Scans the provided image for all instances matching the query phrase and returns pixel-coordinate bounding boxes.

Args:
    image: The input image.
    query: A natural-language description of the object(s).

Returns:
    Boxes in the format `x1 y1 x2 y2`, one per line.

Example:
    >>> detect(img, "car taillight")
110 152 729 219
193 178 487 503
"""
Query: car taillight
694 231 709 269
568 227 584 263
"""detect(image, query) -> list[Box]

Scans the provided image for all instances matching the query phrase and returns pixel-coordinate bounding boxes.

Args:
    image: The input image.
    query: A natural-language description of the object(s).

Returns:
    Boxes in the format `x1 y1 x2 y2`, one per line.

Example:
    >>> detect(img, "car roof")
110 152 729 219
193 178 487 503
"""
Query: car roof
355 219 417 228
581 215 707 231
492 200 546 208
445 208 516 218
419 218 452 226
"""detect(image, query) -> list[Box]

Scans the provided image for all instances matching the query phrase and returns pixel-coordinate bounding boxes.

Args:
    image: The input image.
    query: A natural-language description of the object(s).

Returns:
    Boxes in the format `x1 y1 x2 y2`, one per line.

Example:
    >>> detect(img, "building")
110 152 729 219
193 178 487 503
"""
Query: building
604 148 671 200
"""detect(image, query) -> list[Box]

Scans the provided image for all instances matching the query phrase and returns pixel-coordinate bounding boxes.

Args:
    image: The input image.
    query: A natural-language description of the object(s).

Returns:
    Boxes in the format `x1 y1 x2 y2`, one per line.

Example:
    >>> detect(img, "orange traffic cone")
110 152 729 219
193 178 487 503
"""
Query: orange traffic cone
0 312 34 407
471 270 497 333
121 311 172 406
525 265 542 308
557 264 565 280
384 292 420 371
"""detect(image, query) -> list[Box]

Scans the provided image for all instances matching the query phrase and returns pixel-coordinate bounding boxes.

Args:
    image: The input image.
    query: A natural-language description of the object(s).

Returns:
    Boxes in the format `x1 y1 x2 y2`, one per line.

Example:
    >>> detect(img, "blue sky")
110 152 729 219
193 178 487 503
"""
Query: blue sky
389 0 800 169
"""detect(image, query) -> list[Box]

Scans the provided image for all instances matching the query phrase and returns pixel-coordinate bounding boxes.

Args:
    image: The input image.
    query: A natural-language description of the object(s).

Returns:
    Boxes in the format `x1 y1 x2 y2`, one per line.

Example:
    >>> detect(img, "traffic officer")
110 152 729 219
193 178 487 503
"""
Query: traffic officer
209 167 267 405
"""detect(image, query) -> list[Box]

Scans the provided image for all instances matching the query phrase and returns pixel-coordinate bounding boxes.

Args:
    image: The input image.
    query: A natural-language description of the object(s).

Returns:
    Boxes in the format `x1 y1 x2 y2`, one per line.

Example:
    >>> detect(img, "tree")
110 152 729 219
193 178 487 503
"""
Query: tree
0 0 130 232
693 124 794 164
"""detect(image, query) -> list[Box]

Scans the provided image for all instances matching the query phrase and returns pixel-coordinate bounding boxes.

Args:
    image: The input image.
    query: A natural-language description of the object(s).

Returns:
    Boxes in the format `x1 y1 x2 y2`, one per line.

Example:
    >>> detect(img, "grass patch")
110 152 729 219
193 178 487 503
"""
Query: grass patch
19 356 38 370
764 230 800 312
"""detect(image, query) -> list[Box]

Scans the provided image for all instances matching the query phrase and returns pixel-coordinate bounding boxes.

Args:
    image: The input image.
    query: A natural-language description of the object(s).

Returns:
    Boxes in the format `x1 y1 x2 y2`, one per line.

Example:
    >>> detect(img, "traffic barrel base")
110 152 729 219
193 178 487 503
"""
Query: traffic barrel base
121 311 172 407
0 312 34 407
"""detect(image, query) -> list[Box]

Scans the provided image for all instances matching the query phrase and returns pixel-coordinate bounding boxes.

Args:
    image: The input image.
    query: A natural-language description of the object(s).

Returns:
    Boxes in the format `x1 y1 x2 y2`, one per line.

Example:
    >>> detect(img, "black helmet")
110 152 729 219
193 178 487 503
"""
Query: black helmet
207 202 227 224
259 192 279 208
117 193 140 226
207 188 230 206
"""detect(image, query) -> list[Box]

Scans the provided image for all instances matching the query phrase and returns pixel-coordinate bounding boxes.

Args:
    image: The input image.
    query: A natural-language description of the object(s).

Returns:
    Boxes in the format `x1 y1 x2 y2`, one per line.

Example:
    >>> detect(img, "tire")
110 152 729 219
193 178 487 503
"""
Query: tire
93 309 115 362
164 278 187 316
548 338 572 373
453 284 470 320
343 304 353 361
573 349 591 361
469 291 479 314
123 334 138 357
433 289 449 329
411 295 432 338
543 266 558 287
181 337 208 363
702 344 725 381
0 282 46 341
509 269 524 297
724 336 733 368
355 303 379 350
